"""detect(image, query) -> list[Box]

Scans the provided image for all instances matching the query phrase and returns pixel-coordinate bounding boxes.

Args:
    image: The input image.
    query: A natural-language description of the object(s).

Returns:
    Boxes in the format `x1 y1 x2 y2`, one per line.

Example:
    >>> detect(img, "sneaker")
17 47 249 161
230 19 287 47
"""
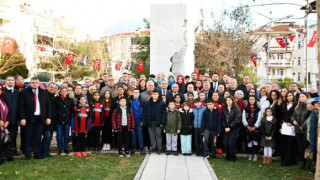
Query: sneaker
64 149 70 154
263 157 267 163
202 153 209 159
253 154 258 162
150 149 157 153
102 144 107 151
248 154 252 161
119 154 124 158
166 151 171 155
125 153 131 158
182 153 187 156
106 144 111 151
58 149 62 155
82 152 87 157
212 153 217 159
173 151 178 156
157 149 163 155
75 152 82 157
131 148 136 154
140 149 145 155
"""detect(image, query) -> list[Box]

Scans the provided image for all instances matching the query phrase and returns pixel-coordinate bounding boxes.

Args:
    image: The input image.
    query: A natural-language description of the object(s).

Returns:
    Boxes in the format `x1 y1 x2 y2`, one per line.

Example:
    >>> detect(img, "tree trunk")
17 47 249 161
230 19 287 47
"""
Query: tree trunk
315 0 320 179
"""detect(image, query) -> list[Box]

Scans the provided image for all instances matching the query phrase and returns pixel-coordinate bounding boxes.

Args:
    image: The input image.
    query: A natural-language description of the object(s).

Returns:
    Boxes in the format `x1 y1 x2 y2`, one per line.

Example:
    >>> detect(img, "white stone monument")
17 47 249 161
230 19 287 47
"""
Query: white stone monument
150 4 195 76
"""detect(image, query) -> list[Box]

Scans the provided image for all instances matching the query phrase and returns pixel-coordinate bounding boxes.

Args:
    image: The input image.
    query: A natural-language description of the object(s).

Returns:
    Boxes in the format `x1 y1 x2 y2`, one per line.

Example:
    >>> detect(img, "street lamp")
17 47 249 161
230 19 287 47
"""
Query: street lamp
256 12 293 83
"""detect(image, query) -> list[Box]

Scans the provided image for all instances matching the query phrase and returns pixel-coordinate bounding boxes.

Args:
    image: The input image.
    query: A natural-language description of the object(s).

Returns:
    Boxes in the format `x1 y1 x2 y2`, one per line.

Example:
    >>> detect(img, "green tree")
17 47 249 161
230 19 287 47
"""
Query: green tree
131 30 150 77
279 77 293 89
37 73 50 82
0 65 29 79
38 40 109 81
236 66 261 85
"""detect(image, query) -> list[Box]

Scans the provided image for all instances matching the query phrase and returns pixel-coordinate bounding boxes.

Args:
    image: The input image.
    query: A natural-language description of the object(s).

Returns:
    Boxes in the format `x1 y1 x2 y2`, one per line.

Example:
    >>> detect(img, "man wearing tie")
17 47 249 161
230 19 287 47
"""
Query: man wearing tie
158 80 172 101
210 72 220 92
19 77 51 160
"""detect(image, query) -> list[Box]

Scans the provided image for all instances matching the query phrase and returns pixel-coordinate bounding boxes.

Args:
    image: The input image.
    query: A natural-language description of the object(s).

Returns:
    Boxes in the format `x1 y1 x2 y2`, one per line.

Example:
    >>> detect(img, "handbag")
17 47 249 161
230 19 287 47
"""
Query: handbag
304 148 314 160
0 129 11 145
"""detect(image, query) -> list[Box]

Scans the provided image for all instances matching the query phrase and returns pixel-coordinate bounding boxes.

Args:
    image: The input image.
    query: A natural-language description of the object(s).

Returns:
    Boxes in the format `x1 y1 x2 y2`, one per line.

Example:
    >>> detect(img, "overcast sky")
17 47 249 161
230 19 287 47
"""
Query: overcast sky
21 0 316 39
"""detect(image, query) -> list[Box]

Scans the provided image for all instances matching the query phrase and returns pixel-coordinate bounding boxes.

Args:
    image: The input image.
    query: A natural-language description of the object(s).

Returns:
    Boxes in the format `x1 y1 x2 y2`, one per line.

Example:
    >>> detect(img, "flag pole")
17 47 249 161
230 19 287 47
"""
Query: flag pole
304 0 309 91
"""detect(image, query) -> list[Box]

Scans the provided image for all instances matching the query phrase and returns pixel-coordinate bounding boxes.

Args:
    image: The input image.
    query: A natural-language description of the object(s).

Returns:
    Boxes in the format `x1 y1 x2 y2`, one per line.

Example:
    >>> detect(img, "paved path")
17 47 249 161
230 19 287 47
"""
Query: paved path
134 154 218 180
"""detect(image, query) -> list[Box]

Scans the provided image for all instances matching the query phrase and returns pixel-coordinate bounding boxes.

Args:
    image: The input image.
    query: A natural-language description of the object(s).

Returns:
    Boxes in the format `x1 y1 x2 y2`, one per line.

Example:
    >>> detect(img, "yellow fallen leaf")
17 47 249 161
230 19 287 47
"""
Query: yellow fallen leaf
15 171 20 175
0 172 2 175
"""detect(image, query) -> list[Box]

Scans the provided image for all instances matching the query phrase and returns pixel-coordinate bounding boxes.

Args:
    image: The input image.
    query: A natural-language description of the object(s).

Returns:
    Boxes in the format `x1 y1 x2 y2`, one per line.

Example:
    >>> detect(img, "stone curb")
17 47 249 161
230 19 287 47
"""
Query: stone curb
204 158 219 180
133 154 150 180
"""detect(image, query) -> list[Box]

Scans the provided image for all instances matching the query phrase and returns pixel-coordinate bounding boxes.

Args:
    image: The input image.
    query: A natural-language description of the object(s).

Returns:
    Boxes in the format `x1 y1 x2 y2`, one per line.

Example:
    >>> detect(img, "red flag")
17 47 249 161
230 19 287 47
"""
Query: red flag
93 59 101 70
137 62 144 72
1 37 15 54
307 31 317 47
115 61 122 71
65 53 75 65
276 38 286 48
250 54 257 67
289 34 295 42
194 68 200 79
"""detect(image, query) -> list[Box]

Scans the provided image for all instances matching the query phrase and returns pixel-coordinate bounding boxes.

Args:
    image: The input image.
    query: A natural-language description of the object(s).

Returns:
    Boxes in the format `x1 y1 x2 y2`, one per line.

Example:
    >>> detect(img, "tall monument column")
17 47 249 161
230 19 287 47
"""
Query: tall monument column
150 4 195 76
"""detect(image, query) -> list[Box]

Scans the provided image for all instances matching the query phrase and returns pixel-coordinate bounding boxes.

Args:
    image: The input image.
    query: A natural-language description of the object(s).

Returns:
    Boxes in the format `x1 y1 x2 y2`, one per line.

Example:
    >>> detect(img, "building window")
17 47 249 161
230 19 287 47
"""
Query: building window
298 34 301 37
272 69 275 76
121 38 125 46
279 53 284 59
298 57 301 65
121 53 126 59
279 69 284 76
298 73 301 81
293 57 295 66
131 37 137 45
298 41 301 49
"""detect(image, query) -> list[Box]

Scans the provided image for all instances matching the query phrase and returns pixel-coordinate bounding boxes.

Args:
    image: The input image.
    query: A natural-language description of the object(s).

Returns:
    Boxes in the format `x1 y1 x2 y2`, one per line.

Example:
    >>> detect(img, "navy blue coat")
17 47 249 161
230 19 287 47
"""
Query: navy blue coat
201 108 222 134
142 98 166 127
4 87 19 125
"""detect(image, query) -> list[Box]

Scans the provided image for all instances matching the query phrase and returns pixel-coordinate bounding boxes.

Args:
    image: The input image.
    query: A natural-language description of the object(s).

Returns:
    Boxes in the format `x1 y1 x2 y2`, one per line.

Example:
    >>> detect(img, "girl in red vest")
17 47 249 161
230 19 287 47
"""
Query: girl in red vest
101 90 113 151
73 95 90 157
90 92 104 152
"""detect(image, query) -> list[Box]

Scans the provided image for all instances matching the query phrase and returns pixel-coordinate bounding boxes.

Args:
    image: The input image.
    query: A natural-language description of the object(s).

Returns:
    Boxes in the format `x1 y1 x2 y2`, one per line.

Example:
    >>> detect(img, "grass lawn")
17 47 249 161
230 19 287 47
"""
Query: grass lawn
0 153 144 180
210 156 314 180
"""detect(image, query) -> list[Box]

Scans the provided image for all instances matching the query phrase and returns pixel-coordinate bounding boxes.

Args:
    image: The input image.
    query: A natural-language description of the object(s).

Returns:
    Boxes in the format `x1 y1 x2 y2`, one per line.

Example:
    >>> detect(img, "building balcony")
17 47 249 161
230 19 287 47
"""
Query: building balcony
269 46 294 51
265 59 292 67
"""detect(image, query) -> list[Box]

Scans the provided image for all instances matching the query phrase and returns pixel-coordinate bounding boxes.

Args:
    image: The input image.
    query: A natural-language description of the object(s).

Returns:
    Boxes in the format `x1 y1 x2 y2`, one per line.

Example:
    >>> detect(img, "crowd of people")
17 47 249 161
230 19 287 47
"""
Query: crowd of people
0 72 319 173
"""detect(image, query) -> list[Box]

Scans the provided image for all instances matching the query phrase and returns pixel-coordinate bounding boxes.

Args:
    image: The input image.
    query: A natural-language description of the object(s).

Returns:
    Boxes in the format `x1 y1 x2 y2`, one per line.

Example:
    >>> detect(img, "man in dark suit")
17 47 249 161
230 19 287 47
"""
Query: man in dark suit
158 80 172 101
100 74 109 89
4 76 20 156
289 82 300 101
202 81 213 101
237 75 250 100
210 72 221 92
168 84 185 103
19 77 51 160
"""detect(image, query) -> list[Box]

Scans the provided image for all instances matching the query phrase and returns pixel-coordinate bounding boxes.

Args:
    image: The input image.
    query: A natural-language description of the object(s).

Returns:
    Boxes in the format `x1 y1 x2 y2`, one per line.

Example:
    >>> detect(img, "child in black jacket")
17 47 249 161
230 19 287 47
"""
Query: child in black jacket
180 102 194 155
201 99 222 159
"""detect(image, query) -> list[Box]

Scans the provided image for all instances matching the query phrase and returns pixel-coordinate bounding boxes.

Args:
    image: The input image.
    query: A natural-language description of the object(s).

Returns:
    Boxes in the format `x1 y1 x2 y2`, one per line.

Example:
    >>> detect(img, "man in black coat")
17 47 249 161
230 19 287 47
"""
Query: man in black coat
19 77 51 160
237 75 250 100
141 90 166 154
210 72 221 92
4 76 20 155
41 82 58 158
167 84 185 103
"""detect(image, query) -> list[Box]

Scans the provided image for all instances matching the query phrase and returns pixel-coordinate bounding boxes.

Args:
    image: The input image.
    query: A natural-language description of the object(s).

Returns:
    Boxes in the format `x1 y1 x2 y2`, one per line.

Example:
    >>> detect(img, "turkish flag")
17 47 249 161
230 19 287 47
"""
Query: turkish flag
250 54 257 67
65 53 75 65
307 31 317 47
276 38 286 48
93 59 101 70
194 68 200 79
115 61 122 71
1 37 15 54
289 34 295 42
137 62 144 72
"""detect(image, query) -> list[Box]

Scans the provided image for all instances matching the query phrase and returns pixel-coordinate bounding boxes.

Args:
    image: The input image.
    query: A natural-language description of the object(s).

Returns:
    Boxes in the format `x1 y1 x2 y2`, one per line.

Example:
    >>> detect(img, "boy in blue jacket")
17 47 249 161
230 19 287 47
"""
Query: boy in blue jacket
193 98 206 156
131 88 145 155
201 99 222 159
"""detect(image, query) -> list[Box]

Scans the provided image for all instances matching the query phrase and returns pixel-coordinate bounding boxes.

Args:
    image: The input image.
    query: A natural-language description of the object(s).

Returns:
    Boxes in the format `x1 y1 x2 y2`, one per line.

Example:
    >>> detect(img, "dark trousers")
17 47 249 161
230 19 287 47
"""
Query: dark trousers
203 129 216 154
74 133 87 152
7 125 18 153
41 131 53 157
20 125 25 154
102 117 112 144
224 128 239 161
236 126 247 153
143 126 150 148
24 116 43 158
281 135 298 165
296 133 308 162
117 126 129 154
91 127 101 148
56 123 70 150
194 128 203 154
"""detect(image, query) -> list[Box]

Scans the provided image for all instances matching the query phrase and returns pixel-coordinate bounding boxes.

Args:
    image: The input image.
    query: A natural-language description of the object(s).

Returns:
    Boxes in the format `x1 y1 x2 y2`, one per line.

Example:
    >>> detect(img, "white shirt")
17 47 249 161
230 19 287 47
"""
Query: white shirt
33 89 41 116
6 86 14 93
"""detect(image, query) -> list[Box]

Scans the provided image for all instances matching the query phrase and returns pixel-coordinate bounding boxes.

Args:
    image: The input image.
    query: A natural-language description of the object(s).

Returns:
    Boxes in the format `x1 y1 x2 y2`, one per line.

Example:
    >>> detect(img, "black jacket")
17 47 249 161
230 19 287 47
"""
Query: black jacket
56 96 74 124
142 98 166 127
222 107 241 130
201 108 222 133
261 119 276 137
237 84 248 100
4 87 19 125
19 87 51 123
281 103 296 123
180 109 194 135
